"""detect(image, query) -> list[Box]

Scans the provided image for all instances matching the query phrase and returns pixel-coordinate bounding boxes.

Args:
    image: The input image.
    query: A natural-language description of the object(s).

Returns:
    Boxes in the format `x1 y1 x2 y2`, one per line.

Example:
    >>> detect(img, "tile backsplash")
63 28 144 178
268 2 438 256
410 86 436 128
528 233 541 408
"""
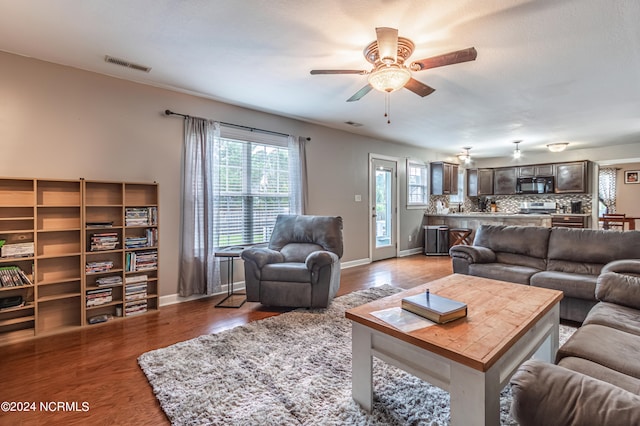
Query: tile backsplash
428 193 593 214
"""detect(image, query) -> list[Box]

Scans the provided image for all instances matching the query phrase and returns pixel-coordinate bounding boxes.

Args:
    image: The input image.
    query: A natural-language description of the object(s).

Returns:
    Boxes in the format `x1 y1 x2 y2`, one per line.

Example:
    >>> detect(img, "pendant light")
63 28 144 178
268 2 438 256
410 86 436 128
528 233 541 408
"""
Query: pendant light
458 147 472 164
513 140 522 159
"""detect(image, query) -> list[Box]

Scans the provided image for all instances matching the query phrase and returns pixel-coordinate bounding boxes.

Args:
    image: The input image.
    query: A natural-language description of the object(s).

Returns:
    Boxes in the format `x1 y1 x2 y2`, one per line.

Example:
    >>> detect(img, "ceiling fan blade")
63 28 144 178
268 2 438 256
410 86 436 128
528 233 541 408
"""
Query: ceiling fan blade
376 27 398 64
310 69 368 75
347 85 373 102
404 78 436 97
411 47 477 71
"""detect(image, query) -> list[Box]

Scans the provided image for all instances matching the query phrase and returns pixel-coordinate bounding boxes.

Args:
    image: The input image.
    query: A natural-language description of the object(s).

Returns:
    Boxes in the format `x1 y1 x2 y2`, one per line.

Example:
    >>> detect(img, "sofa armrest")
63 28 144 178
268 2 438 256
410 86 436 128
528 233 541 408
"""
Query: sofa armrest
601 259 640 275
449 245 496 263
511 359 640 426
241 247 285 269
305 251 339 273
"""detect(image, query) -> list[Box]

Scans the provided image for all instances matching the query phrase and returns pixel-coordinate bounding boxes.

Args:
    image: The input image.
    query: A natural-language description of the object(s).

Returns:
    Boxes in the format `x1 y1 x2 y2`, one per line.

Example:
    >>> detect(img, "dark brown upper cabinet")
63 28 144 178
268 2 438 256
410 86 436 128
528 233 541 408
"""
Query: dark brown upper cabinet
467 168 494 196
555 161 587 193
518 164 555 177
493 167 518 195
430 162 458 195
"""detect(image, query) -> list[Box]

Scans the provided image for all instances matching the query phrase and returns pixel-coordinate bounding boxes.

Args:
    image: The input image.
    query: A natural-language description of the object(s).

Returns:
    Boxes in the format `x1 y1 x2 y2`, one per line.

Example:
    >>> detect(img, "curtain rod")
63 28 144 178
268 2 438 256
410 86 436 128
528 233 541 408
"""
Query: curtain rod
164 109 310 141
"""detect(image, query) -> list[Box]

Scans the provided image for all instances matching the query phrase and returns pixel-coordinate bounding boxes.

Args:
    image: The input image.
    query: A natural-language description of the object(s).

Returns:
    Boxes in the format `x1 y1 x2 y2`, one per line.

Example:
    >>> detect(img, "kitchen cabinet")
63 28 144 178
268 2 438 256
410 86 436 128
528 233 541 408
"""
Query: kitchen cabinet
493 167 518 195
551 214 588 228
430 162 458 195
519 164 555 177
555 161 587 193
467 168 494 196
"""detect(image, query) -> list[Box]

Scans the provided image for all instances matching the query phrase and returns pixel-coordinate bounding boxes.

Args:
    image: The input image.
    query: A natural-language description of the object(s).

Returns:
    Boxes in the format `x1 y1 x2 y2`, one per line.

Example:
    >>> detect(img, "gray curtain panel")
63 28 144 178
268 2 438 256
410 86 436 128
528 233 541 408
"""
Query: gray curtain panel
288 136 308 215
178 117 221 297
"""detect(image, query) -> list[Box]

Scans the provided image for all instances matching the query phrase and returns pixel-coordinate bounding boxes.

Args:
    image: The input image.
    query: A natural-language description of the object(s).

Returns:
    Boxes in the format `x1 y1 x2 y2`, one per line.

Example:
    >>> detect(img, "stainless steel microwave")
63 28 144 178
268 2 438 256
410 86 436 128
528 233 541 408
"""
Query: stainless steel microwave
516 177 554 194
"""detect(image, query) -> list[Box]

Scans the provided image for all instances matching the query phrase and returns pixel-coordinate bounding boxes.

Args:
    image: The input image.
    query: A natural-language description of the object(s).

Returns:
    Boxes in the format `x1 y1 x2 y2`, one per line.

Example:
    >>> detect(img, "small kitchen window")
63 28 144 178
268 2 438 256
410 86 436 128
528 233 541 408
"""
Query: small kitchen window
407 159 428 208
449 167 465 204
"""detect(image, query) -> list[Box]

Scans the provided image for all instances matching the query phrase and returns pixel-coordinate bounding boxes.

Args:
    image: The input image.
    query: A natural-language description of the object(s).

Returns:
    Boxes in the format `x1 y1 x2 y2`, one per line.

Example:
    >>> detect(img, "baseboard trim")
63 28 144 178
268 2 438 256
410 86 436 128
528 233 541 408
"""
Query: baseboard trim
398 248 424 257
159 282 246 307
341 258 371 269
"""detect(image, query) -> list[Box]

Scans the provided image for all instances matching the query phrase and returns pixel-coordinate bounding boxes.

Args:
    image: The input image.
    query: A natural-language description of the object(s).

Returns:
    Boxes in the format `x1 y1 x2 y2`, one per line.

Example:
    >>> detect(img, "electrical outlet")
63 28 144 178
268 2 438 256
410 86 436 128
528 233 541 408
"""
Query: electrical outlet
408 235 412 242
354 194 362 202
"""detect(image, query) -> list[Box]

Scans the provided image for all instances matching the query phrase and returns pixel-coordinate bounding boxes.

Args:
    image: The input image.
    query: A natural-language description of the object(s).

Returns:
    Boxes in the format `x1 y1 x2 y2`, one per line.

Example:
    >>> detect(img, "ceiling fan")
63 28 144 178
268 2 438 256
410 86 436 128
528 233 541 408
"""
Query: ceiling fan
310 27 477 102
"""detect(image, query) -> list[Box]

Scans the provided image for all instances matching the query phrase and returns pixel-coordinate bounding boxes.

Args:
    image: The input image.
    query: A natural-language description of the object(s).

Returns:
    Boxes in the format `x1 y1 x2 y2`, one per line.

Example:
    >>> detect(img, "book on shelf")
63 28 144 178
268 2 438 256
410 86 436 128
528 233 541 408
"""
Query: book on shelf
125 250 157 272
125 274 148 284
401 291 467 324
90 232 119 251
0 266 33 287
125 299 148 316
86 221 114 228
86 260 114 274
86 288 113 307
95 275 122 286
125 207 158 226
1 241 35 258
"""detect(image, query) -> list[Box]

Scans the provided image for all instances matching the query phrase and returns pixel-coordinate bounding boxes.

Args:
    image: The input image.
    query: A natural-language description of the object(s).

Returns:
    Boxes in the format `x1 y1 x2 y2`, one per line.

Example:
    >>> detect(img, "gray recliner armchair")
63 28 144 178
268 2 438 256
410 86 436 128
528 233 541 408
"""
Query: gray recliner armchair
241 215 344 308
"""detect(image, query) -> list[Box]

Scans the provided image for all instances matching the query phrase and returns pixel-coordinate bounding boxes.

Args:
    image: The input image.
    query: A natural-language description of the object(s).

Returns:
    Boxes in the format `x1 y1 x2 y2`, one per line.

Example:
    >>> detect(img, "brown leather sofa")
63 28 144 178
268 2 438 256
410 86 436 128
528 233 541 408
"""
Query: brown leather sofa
449 225 640 322
510 260 640 425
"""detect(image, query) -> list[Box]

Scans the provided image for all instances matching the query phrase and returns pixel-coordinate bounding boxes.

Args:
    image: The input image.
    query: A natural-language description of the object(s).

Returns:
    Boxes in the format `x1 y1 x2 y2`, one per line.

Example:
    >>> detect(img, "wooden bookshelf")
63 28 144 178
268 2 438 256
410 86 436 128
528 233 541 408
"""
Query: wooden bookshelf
84 181 159 323
0 178 36 343
0 177 159 345
35 179 82 335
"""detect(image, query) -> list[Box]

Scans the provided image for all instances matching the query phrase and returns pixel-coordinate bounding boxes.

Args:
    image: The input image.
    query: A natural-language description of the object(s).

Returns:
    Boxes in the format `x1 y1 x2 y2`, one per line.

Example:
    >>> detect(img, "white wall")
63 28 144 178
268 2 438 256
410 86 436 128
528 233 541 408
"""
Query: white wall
615 162 640 217
0 51 441 296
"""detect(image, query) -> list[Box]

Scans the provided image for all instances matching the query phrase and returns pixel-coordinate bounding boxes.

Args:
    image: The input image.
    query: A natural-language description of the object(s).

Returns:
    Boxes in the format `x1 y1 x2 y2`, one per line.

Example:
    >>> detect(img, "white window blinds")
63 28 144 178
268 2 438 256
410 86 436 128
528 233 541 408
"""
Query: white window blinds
215 126 290 246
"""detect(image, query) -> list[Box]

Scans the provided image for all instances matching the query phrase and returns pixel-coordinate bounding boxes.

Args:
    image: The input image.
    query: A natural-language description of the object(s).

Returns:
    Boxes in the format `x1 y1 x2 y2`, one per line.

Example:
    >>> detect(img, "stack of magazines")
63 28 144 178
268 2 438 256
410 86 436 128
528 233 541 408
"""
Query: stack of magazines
86 288 113 307
90 232 119 251
86 260 114 274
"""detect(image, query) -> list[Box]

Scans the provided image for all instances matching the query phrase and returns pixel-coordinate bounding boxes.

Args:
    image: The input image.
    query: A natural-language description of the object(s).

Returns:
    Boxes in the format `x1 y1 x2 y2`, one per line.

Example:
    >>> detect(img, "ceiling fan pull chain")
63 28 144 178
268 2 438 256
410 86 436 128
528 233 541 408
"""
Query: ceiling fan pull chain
385 93 391 124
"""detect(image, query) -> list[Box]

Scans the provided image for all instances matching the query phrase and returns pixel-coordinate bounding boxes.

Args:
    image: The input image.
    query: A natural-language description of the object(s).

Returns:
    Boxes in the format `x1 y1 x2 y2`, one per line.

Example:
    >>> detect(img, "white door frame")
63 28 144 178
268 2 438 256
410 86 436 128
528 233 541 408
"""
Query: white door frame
368 153 400 261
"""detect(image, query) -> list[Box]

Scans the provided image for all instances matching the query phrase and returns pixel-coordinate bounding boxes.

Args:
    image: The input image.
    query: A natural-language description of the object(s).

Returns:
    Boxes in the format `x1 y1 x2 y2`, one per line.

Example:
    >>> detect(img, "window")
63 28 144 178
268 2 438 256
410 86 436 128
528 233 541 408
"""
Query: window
406 160 428 207
449 167 465 204
215 127 291 247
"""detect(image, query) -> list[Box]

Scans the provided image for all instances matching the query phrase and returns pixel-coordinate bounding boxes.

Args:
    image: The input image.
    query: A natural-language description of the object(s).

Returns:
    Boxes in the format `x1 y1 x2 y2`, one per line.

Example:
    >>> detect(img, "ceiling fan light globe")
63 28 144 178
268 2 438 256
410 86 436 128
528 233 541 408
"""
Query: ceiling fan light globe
368 65 411 93
547 142 569 152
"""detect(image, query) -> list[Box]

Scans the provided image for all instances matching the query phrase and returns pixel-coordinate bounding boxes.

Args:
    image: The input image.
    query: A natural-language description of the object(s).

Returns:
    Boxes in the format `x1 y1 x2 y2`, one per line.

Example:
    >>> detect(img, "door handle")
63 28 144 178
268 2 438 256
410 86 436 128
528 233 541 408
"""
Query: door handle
372 214 377 217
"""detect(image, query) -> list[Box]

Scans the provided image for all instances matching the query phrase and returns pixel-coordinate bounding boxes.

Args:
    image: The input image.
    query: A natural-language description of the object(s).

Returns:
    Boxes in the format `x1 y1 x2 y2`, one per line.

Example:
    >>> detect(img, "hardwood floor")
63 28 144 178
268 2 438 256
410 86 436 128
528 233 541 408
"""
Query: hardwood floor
0 255 452 426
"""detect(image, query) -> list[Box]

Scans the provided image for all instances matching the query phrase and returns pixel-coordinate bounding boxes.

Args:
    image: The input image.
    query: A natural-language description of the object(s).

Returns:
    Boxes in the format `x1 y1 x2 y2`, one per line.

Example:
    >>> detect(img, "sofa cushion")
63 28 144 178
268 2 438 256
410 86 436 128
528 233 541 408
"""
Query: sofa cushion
583 302 640 338
546 259 603 276
261 263 310 282
510 359 640 426
557 324 640 379
269 214 344 258
474 225 551 260
596 271 640 310
530 271 597 300
280 243 324 263
547 228 640 272
495 252 547 270
468 263 539 285
558 356 640 394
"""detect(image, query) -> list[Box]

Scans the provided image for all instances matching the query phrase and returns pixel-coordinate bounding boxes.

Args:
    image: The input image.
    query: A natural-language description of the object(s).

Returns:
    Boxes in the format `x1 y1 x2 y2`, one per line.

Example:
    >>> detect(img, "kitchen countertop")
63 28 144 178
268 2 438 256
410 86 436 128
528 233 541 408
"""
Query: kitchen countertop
426 212 591 218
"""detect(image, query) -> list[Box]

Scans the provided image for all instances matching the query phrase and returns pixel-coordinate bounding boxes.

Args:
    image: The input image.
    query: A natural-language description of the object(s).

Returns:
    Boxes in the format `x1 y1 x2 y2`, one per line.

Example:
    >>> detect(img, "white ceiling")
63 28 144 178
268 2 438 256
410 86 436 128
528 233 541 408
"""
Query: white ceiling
1 0 639 158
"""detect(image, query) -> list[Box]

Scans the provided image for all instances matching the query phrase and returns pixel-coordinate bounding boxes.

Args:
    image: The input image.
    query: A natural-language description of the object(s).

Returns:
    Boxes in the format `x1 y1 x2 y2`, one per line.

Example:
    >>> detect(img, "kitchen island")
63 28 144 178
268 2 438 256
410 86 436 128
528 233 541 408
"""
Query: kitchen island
426 212 592 242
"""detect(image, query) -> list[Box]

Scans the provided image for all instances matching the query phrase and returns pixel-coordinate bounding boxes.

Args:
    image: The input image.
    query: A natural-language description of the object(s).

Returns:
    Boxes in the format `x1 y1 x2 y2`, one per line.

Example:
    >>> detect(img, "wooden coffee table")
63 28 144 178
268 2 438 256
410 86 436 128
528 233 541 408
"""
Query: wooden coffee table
345 274 563 426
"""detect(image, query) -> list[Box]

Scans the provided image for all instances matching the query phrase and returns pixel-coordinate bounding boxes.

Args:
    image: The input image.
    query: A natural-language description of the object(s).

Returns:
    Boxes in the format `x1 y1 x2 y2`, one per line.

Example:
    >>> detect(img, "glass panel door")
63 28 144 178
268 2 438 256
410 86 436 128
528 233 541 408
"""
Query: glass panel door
370 158 397 261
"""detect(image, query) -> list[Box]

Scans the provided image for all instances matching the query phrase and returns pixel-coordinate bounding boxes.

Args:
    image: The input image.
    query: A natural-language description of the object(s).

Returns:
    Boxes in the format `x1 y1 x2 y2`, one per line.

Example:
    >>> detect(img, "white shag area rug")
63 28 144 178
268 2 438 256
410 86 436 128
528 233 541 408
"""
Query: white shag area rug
138 285 576 425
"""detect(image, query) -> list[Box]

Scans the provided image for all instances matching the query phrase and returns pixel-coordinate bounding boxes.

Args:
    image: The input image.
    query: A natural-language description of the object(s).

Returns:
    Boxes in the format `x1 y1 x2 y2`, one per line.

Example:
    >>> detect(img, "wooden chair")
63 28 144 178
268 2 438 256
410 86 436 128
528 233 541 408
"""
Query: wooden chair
601 213 626 231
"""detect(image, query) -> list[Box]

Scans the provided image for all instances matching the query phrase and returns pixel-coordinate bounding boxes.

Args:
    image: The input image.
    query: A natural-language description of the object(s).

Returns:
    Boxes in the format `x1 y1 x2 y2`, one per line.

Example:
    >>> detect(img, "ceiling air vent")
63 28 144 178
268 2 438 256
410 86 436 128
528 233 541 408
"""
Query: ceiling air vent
104 55 151 73
344 121 363 127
